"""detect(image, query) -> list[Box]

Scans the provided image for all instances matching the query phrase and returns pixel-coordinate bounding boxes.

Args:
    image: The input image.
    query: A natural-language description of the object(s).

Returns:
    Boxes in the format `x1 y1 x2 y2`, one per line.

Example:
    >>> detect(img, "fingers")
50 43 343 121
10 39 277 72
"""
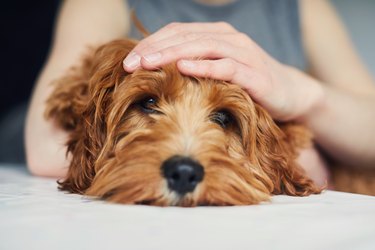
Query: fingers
123 22 237 71
136 31 252 57
178 58 244 83
134 22 236 53
141 39 248 68
124 35 263 73
177 58 269 100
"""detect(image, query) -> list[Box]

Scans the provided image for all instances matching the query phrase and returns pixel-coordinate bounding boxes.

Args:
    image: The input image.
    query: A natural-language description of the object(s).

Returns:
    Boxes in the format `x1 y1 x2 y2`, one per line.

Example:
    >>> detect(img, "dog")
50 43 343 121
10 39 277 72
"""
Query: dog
45 39 322 206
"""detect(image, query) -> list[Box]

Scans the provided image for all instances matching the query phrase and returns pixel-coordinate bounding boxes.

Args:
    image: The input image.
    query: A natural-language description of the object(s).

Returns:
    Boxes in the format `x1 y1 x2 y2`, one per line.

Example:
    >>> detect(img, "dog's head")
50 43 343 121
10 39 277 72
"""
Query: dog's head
46 39 320 206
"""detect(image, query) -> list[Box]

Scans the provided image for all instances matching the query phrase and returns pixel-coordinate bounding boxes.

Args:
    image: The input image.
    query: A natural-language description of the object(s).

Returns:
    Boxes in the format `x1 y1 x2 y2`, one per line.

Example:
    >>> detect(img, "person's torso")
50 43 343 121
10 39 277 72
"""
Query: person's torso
127 0 306 70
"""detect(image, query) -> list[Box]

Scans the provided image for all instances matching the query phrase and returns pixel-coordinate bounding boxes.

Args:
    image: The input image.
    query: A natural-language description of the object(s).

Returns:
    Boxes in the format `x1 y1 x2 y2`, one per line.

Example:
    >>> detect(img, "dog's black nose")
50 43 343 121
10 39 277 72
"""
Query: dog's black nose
162 156 204 195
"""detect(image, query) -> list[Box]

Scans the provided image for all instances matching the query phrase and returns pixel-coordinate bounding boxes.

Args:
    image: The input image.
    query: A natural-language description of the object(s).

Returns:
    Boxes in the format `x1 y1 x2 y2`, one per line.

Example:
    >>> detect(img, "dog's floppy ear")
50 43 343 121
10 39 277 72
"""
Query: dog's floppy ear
45 39 137 194
251 104 321 196
45 51 94 131
45 39 137 130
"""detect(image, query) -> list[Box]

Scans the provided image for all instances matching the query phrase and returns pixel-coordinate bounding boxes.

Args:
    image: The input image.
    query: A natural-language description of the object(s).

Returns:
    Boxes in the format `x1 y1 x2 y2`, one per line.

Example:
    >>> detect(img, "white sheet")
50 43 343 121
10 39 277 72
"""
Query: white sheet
1 165 374 250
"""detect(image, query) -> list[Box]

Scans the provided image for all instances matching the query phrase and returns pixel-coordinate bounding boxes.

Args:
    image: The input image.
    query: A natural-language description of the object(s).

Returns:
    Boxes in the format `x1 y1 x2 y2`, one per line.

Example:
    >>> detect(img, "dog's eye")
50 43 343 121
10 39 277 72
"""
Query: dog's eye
138 96 158 114
210 110 233 129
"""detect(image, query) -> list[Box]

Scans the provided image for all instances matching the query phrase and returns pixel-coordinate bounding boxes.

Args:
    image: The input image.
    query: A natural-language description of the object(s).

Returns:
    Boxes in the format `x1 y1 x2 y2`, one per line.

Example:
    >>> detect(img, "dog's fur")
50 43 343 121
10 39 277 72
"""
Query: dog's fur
45 39 324 206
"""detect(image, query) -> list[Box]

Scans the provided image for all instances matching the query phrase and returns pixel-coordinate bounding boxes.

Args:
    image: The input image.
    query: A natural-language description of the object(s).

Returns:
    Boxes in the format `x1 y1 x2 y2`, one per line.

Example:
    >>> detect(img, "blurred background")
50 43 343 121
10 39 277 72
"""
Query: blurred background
0 0 374 163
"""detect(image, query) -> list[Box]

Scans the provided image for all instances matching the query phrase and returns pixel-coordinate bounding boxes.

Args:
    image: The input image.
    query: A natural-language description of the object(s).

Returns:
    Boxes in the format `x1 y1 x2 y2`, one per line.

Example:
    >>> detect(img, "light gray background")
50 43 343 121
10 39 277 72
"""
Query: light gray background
333 0 375 76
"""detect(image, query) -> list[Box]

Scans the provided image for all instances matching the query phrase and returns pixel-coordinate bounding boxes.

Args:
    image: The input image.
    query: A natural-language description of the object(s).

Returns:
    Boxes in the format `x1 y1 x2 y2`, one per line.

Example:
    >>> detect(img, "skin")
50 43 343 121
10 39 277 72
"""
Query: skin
25 0 129 177
26 0 375 186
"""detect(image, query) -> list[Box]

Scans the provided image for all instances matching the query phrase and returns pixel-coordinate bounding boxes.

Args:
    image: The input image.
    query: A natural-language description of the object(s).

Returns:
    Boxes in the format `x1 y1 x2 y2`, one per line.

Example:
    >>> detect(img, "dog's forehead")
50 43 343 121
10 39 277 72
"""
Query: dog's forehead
127 64 252 108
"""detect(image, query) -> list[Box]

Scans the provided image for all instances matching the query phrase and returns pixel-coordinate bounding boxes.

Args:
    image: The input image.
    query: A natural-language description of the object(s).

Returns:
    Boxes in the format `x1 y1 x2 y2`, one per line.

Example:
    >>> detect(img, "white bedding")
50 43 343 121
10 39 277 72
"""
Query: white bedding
1 165 374 250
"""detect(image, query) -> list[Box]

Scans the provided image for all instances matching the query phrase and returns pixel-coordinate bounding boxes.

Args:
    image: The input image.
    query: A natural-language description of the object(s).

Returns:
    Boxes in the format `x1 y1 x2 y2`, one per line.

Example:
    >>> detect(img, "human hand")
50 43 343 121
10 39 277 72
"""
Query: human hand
123 22 324 121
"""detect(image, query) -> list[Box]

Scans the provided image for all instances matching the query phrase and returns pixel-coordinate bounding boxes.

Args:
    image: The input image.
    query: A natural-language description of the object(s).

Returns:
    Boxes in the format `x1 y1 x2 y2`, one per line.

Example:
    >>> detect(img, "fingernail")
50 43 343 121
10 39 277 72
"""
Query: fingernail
123 52 141 69
180 60 196 68
143 52 162 64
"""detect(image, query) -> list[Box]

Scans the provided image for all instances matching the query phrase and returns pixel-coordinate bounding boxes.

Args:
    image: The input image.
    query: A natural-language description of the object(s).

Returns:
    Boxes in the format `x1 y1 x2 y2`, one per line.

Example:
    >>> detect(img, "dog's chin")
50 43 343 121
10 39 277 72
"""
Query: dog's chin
90 179 271 207
132 188 270 207
93 188 199 207
163 192 199 207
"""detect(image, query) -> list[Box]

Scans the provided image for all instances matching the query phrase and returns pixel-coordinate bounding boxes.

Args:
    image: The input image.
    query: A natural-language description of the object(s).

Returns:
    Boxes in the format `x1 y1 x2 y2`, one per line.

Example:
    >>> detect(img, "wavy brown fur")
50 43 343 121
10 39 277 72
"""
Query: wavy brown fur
45 39 322 206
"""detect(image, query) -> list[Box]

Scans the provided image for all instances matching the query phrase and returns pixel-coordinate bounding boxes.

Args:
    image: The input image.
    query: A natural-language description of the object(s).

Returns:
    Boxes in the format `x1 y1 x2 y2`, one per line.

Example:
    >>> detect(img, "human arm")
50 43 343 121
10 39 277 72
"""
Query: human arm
25 0 129 177
298 0 375 167
122 0 375 168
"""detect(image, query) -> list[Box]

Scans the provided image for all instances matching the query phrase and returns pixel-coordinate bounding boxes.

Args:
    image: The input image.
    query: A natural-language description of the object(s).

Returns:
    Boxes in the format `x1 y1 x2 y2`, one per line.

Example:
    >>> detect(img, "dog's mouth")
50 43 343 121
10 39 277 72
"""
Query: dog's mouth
133 192 198 207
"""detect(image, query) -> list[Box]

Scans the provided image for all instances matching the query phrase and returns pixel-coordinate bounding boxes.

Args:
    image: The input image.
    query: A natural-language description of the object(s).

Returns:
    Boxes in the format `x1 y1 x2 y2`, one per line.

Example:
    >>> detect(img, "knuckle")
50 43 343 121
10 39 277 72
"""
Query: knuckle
139 45 157 55
169 45 184 56
223 58 237 78
181 32 197 41
204 61 215 77
216 21 234 31
237 32 251 44
203 38 218 51
181 32 190 40
165 22 182 32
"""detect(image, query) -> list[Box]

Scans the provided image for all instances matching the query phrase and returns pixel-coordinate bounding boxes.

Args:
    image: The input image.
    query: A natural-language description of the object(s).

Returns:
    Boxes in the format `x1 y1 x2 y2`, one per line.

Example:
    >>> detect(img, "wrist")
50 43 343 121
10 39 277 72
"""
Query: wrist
285 66 327 123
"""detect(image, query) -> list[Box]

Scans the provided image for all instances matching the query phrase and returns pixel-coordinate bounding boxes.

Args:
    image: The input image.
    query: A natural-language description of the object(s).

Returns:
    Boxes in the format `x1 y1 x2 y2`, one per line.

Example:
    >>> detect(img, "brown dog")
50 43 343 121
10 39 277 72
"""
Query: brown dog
45 39 322 206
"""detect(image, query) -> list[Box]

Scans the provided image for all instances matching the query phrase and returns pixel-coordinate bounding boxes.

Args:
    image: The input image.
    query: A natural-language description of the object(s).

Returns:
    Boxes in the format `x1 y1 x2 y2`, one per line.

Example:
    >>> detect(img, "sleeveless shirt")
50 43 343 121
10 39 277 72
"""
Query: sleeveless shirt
127 0 306 70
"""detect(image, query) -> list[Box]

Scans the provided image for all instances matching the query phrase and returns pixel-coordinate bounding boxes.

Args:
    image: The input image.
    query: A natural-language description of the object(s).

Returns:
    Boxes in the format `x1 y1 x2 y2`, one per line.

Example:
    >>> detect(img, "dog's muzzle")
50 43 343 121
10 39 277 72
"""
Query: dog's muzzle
162 155 204 195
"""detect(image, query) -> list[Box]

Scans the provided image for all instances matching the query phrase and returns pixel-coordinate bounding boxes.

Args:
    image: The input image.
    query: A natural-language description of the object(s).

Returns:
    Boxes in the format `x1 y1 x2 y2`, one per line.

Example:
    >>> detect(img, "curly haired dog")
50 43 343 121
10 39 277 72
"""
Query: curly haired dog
45 39 323 206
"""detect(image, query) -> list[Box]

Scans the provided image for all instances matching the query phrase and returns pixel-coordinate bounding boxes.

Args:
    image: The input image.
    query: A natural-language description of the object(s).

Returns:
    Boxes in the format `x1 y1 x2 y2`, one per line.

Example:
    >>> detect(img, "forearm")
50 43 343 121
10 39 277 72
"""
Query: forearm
292 69 375 167
25 0 129 177
25 61 71 177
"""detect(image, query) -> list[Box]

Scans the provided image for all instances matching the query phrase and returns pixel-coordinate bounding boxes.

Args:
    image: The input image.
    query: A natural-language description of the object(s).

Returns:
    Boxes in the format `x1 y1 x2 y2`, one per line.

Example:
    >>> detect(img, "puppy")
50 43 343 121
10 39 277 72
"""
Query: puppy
45 39 321 206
